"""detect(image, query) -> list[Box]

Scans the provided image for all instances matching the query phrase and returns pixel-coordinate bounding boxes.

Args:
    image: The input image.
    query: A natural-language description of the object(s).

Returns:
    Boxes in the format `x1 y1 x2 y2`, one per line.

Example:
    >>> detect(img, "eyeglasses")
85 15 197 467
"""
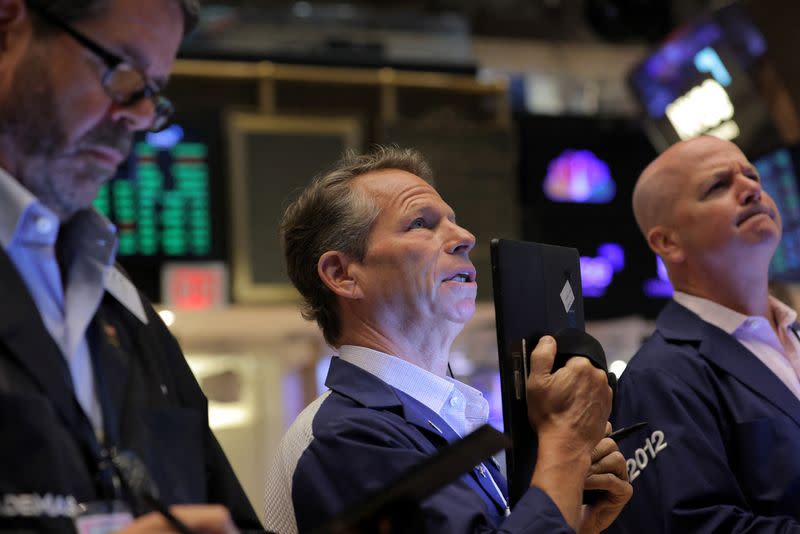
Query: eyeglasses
26 2 174 132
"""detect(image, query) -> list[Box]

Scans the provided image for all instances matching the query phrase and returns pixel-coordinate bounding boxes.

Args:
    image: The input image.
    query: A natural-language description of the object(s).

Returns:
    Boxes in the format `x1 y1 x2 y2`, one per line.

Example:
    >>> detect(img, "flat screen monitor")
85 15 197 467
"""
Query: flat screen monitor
519 114 665 319
628 2 779 157
92 113 227 301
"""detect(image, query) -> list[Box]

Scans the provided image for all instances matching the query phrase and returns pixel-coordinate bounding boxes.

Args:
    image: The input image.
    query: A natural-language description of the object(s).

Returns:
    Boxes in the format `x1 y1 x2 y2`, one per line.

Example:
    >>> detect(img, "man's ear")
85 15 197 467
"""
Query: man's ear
647 225 685 264
0 0 29 55
318 251 364 301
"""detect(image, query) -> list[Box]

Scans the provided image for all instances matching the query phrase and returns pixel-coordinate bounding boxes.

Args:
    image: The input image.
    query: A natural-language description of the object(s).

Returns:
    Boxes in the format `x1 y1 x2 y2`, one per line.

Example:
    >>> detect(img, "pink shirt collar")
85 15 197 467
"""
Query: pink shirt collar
673 291 797 336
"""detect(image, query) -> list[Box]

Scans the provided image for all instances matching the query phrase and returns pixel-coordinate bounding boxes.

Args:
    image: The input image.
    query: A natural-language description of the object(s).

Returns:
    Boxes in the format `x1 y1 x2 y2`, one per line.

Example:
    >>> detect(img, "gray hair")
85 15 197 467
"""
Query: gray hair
281 145 434 346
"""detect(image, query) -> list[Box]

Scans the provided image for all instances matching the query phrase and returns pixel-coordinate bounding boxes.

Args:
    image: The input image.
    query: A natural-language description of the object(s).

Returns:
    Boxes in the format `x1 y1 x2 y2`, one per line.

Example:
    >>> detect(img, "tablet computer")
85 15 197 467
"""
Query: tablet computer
490 238 584 506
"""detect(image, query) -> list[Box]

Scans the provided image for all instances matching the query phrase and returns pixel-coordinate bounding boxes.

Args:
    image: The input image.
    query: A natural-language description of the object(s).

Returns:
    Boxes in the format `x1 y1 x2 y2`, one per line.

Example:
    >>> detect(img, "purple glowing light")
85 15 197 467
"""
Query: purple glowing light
645 279 674 298
597 243 625 272
656 256 669 281
580 243 625 297
580 256 614 297
644 256 674 298
543 149 616 204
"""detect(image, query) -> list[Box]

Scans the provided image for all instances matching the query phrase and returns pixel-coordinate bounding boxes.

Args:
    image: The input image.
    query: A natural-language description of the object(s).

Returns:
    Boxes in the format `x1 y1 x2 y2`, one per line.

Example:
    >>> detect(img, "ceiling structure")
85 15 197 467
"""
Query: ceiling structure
217 0 729 43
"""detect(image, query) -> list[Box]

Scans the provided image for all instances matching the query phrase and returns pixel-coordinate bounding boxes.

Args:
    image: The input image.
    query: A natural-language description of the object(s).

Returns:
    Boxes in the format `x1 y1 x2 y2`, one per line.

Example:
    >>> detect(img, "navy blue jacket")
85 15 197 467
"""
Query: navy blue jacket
609 300 800 533
265 357 573 533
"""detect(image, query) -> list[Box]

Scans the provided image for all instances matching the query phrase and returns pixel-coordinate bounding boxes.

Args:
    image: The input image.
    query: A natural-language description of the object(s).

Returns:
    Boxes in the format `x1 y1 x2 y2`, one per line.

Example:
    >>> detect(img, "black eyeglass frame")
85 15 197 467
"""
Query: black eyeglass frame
25 2 174 132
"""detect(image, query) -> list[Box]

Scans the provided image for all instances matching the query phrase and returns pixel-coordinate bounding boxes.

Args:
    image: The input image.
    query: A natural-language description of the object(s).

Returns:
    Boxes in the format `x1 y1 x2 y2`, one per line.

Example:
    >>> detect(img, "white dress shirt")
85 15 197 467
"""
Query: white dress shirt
338 345 490 437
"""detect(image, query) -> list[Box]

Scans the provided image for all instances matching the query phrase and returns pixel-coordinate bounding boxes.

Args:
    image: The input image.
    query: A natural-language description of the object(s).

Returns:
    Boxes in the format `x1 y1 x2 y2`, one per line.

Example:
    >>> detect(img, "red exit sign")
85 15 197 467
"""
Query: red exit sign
161 263 229 309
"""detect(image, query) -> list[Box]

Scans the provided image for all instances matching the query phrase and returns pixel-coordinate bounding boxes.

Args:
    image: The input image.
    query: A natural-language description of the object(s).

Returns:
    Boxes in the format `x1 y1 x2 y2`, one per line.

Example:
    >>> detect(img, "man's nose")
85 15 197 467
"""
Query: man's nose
110 97 157 132
738 176 762 205
448 223 476 255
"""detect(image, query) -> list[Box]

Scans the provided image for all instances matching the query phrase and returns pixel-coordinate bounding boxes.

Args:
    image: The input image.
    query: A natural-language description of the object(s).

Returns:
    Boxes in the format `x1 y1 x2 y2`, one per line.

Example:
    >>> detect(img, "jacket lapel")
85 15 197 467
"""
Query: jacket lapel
326 357 510 512
392 389 510 513
659 301 800 428
0 247 79 429
326 357 465 444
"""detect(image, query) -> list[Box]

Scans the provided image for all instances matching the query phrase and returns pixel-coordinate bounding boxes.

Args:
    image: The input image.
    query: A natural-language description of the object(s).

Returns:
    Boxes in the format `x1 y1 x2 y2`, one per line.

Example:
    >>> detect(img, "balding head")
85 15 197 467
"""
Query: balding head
633 136 743 237
632 135 781 295
634 136 782 310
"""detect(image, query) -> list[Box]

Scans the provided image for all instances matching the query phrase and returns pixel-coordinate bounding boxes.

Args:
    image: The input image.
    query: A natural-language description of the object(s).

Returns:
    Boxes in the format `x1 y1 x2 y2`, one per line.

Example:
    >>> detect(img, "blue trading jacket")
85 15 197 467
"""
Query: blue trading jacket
609 300 800 533
265 356 573 533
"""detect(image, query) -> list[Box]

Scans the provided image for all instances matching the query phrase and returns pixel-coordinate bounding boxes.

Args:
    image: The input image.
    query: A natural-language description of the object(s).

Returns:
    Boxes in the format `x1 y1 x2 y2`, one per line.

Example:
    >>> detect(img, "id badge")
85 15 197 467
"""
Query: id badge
73 500 133 534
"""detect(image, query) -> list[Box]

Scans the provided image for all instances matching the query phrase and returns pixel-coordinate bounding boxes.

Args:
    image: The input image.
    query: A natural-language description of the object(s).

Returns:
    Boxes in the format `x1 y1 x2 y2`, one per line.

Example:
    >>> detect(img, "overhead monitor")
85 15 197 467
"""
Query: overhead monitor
519 114 663 319
628 2 781 158
92 113 228 301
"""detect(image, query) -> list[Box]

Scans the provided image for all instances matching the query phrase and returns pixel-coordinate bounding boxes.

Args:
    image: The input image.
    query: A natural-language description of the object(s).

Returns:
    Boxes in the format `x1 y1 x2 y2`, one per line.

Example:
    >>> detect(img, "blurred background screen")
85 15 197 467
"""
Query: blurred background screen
93 113 229 300
518 114 664 319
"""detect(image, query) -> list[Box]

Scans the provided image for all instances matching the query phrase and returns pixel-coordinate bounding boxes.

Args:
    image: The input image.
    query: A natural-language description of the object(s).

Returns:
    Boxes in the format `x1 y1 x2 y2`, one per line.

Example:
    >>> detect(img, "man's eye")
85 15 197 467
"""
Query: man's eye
410 218 426 229
707 180 726 195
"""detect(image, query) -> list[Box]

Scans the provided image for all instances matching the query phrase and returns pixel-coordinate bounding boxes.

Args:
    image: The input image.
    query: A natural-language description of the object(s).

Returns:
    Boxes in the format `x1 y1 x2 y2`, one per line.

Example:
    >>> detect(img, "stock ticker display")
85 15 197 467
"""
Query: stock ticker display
93 124 213 258
754 147 800 280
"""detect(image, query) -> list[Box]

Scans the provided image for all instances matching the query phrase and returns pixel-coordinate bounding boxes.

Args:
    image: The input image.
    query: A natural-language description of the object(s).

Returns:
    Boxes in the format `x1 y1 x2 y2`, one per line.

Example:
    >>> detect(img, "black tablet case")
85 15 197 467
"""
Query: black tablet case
490 238 584 506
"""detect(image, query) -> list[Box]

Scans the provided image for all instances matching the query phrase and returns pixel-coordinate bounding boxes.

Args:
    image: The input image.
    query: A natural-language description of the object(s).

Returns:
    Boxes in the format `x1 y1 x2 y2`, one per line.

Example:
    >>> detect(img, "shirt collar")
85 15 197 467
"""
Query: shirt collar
673 290 797 334
0 165 118 274
337 345 486 417
673 291 747 335
0 166 55 249
771 295 798 329
59 209 118 269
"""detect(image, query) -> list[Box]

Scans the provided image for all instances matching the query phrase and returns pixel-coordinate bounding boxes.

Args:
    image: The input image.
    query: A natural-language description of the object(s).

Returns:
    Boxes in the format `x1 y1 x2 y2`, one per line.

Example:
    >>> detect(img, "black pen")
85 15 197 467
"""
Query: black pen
607 421 648 443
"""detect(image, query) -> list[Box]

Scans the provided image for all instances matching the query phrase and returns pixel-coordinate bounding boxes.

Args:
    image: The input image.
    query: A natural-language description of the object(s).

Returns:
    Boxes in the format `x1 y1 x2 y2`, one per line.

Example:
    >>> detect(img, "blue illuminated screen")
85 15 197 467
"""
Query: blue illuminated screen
627 3 780 157
630 7 765 120
754 148 800 280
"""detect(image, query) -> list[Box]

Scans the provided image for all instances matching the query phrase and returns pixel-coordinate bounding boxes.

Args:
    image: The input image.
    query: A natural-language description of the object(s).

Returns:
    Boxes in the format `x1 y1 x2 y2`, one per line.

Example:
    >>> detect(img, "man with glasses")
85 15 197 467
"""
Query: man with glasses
0 0 261 532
